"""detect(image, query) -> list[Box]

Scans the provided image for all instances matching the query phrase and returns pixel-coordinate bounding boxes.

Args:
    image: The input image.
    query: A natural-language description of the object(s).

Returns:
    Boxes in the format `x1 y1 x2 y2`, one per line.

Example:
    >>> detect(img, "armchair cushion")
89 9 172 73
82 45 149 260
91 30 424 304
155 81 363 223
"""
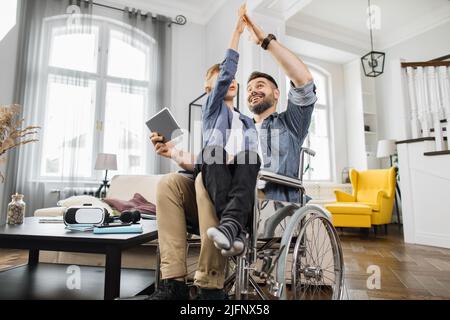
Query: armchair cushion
334 190 355 202
324 203 372 215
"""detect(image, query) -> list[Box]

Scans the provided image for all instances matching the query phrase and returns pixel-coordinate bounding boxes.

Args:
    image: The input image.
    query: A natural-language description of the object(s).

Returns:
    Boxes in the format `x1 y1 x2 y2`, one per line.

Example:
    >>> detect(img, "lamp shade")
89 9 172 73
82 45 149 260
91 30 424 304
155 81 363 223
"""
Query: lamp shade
377 140 397 158
95 153 117 171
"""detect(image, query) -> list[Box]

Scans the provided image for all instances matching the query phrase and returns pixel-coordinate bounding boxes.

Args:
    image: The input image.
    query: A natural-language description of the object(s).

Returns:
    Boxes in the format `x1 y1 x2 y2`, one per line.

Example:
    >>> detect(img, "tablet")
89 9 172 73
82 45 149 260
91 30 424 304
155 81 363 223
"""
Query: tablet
146 108 183 143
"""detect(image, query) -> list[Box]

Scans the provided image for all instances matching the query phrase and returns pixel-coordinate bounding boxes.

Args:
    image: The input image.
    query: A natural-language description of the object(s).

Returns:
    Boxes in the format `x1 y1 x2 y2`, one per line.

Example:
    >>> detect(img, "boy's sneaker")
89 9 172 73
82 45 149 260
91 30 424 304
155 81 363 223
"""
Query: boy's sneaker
147 279 189 300
221 232 247 257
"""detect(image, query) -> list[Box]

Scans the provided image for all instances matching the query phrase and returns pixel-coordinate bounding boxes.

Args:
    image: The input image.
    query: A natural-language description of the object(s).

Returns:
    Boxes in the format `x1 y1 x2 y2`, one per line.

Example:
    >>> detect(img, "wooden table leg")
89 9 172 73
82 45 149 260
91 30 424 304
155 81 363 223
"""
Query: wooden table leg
104 246 122 300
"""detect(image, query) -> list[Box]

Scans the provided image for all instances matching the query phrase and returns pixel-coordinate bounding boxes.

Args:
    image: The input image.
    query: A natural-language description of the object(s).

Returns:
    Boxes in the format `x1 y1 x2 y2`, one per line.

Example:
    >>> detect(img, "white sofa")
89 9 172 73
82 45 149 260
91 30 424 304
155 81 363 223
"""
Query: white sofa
34 175 165 269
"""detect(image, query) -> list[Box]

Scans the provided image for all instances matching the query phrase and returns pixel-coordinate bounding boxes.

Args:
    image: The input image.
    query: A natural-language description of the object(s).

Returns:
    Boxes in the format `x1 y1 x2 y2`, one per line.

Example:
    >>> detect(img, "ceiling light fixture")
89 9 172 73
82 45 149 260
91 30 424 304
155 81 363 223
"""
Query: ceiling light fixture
361 0 385 77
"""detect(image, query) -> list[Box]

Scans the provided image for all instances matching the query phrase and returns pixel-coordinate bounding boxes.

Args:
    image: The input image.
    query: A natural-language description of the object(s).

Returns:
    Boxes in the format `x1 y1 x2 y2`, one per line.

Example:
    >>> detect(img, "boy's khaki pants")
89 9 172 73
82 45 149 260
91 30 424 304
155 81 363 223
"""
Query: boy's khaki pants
156 172 226 289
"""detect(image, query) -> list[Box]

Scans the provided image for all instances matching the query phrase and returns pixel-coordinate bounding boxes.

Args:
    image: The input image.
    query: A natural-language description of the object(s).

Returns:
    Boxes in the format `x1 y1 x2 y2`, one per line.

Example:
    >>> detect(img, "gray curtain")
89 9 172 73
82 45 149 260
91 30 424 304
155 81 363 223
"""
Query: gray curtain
1 0 172 220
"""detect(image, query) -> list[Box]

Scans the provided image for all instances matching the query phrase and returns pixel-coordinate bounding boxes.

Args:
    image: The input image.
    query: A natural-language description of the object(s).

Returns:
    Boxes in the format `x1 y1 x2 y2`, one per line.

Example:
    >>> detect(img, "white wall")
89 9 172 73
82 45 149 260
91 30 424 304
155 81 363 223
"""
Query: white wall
162 21 206 173
375 21 450 141
170 22 206 130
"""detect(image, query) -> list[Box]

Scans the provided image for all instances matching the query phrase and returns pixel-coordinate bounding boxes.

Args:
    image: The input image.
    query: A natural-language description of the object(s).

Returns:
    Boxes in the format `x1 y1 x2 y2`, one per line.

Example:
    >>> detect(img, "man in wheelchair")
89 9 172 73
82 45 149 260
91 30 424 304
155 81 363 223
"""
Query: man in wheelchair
148 12 318 300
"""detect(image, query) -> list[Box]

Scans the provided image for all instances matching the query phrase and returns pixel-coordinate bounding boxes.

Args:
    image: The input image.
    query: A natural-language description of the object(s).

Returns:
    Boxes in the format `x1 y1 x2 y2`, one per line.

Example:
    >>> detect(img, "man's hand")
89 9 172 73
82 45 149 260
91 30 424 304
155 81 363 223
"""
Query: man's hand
244 14 267 46
150 133 174 159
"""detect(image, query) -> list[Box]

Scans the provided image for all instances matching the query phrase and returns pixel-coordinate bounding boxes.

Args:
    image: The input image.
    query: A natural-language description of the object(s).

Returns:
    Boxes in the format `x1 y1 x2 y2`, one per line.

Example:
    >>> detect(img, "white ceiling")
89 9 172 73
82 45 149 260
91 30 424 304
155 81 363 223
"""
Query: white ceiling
283 0 450 51
298 0 448 33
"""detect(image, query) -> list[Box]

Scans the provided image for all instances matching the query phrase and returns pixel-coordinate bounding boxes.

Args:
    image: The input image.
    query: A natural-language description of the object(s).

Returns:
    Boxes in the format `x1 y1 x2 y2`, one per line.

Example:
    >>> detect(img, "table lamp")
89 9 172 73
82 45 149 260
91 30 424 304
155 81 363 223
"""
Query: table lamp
95 153 117 198
377 139 397 166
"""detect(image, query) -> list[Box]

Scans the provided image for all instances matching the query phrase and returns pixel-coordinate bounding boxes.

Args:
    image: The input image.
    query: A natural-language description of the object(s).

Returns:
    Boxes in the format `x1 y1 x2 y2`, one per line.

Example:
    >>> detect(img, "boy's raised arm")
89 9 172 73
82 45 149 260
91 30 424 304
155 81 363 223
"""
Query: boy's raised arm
203 14 246 119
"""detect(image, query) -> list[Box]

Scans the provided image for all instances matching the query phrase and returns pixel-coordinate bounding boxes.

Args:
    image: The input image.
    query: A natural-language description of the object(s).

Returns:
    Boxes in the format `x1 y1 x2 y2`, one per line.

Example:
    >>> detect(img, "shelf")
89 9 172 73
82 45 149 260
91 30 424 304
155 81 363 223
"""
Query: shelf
365 131 377 135
364 112 376 116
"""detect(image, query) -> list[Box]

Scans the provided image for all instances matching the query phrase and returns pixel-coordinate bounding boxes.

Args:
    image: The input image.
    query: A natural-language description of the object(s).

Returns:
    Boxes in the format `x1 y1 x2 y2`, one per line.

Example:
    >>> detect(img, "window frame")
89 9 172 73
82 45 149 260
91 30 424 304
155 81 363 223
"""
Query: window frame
292 65 334 182
36 15 156 182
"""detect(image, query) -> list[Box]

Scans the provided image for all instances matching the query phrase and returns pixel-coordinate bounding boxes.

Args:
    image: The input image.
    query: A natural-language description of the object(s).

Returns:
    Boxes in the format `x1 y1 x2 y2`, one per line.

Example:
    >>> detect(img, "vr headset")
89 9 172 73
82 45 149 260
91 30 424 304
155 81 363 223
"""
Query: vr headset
64 205 142 226
64 205 109 226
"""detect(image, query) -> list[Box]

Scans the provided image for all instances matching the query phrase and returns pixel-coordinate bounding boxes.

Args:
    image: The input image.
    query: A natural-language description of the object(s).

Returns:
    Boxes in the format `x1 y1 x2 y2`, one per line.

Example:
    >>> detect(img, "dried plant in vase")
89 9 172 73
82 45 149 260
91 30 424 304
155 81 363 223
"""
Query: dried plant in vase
0 104 40 182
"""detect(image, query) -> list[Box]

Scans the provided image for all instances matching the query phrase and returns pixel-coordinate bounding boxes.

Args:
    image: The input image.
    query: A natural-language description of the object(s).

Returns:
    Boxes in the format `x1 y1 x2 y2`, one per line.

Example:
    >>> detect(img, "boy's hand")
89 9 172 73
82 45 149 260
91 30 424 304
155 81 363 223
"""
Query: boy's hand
238 3 247 19
235 16 246 34
235 4 247 34
150 133 173 159
244 14 267 45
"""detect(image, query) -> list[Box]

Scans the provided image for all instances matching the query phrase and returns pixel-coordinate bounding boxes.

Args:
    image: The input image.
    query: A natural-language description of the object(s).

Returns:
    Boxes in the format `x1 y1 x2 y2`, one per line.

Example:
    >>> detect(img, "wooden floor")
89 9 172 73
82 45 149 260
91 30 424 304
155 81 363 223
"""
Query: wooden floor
1 224 450 300
340 225 450 300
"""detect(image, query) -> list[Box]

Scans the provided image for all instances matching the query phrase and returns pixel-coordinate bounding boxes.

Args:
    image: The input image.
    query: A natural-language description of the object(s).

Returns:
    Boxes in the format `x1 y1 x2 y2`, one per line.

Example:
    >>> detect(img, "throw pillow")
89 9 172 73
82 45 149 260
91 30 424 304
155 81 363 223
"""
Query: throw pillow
103 193 156 215
57 195 113 214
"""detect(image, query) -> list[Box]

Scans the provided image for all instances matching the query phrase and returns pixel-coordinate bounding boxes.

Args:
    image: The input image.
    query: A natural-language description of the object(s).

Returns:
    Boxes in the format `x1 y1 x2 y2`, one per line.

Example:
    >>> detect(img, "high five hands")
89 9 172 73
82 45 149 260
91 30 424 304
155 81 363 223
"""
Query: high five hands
238 3 267 46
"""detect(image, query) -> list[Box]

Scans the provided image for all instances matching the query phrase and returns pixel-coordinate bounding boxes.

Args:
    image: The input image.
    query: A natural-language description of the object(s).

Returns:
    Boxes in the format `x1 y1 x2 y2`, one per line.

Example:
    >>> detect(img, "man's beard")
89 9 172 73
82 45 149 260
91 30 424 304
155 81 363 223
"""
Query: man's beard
249 94 274 115
250 97 273 115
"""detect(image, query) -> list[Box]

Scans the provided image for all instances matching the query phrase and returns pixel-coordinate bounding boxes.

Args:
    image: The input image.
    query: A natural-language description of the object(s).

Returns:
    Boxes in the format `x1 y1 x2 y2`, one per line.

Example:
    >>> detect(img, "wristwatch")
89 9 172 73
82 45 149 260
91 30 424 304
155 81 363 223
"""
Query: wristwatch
261 34 276 50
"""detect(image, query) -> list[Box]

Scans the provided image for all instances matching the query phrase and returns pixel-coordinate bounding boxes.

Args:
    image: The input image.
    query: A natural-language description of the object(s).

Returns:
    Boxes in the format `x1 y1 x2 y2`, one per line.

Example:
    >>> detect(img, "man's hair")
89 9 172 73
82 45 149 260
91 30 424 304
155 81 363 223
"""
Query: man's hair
248 71 279 89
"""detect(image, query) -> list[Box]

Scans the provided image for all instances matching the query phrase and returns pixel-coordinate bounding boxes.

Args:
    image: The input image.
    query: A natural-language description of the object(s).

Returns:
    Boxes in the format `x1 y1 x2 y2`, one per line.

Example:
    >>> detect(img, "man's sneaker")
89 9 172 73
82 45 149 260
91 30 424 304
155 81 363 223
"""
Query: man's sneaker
196 288 228 300
148 279 189 300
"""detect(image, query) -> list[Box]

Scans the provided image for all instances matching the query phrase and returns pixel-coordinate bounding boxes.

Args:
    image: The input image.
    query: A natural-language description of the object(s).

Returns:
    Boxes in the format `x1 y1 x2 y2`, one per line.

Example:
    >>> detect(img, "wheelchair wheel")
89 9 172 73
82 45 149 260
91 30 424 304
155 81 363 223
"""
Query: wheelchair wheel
276 205 344 300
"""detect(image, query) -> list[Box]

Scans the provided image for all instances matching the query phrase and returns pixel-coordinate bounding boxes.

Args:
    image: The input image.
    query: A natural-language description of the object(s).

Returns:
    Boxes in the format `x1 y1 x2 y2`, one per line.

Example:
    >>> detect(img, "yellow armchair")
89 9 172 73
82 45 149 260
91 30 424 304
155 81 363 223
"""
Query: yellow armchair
325 168 396 229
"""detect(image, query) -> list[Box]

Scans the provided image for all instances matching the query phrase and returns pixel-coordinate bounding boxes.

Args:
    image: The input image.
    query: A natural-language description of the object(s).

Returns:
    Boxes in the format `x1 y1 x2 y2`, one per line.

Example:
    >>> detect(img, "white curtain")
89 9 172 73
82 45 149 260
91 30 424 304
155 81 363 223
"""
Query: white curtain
3 0 171 217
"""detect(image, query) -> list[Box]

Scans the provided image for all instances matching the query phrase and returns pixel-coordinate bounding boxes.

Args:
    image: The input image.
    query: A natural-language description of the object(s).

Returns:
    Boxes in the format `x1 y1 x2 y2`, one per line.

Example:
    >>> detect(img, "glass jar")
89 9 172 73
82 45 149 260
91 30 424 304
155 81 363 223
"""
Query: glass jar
7 193 26 225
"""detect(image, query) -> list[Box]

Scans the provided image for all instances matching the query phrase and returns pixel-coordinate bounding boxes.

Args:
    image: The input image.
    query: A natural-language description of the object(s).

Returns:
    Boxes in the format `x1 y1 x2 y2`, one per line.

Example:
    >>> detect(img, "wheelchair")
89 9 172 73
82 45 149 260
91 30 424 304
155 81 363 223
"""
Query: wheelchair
155 148 345 300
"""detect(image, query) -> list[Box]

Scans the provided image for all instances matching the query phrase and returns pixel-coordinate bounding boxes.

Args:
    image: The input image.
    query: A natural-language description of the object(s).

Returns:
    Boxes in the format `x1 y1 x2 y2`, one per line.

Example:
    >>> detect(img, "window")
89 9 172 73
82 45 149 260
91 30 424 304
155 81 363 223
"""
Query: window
39 17 155 180
288 67 332 181
0 0 17 42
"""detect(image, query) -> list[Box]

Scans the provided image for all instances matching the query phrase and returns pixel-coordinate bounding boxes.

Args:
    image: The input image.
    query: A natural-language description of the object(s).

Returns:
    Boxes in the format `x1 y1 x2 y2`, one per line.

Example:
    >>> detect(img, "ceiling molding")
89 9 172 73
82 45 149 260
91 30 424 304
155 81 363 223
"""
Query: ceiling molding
379 6 450 50
257 0 450 54
287 14 369 53
255 0 313 21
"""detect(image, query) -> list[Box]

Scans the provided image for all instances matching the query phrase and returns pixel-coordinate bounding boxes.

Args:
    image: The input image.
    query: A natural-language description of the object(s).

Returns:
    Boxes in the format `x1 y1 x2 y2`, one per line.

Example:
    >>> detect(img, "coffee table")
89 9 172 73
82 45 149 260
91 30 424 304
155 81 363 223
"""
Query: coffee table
0 217 158 300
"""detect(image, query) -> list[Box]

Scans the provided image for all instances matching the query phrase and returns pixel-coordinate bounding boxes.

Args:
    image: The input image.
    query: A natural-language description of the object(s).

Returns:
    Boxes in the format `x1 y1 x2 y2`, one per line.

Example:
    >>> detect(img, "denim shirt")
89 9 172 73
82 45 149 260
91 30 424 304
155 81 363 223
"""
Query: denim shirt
202 49 258 153
260 81 317 203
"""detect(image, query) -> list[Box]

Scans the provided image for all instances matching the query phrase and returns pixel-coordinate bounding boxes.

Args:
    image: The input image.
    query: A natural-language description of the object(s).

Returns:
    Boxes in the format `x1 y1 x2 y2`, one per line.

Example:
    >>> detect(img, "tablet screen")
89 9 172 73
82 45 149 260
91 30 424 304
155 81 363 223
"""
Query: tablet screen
146 108 183 143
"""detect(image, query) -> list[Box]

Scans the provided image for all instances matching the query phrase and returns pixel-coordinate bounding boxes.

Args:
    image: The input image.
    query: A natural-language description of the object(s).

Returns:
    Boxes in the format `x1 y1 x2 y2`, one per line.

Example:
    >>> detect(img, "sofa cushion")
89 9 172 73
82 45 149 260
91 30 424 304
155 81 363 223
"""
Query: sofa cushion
58 195 114 213
104 193 156 215
106 175 164 204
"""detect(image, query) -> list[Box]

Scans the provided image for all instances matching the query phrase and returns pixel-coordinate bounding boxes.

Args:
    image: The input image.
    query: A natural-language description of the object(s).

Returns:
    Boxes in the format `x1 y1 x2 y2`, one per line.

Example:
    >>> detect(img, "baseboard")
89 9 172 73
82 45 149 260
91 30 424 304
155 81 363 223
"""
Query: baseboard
415 231 450 249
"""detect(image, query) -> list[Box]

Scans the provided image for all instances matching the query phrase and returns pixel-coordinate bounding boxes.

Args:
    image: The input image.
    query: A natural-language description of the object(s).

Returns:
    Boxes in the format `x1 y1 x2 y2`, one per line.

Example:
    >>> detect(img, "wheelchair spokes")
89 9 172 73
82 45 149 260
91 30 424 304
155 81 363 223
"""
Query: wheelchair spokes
277 205 344 300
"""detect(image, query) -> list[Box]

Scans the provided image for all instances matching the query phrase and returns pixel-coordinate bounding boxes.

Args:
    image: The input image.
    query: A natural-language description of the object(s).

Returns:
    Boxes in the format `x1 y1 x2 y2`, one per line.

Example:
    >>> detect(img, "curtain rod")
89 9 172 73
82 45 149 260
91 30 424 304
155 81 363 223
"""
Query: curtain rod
71 0 187 26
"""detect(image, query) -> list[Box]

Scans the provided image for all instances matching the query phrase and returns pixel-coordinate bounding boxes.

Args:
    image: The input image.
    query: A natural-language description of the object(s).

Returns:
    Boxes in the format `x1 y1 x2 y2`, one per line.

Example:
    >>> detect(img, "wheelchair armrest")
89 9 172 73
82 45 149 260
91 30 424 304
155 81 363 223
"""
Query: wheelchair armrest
301 147 316 157
258 170 304 190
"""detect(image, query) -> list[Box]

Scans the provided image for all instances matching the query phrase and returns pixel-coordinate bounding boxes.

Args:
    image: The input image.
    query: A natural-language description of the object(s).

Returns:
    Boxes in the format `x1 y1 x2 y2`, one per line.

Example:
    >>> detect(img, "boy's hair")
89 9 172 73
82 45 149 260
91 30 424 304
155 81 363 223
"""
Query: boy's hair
248 71 279 89
205 63 221 92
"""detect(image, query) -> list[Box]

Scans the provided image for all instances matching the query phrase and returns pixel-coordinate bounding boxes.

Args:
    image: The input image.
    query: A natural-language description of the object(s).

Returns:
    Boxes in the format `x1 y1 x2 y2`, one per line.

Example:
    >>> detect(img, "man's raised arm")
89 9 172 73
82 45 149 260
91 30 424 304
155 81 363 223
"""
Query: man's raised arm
244 14 313 87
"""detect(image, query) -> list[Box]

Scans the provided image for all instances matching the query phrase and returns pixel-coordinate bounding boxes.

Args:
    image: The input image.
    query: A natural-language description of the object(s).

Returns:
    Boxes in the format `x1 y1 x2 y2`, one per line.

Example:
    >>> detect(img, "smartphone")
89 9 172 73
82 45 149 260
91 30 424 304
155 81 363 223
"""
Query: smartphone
96 222 133 228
